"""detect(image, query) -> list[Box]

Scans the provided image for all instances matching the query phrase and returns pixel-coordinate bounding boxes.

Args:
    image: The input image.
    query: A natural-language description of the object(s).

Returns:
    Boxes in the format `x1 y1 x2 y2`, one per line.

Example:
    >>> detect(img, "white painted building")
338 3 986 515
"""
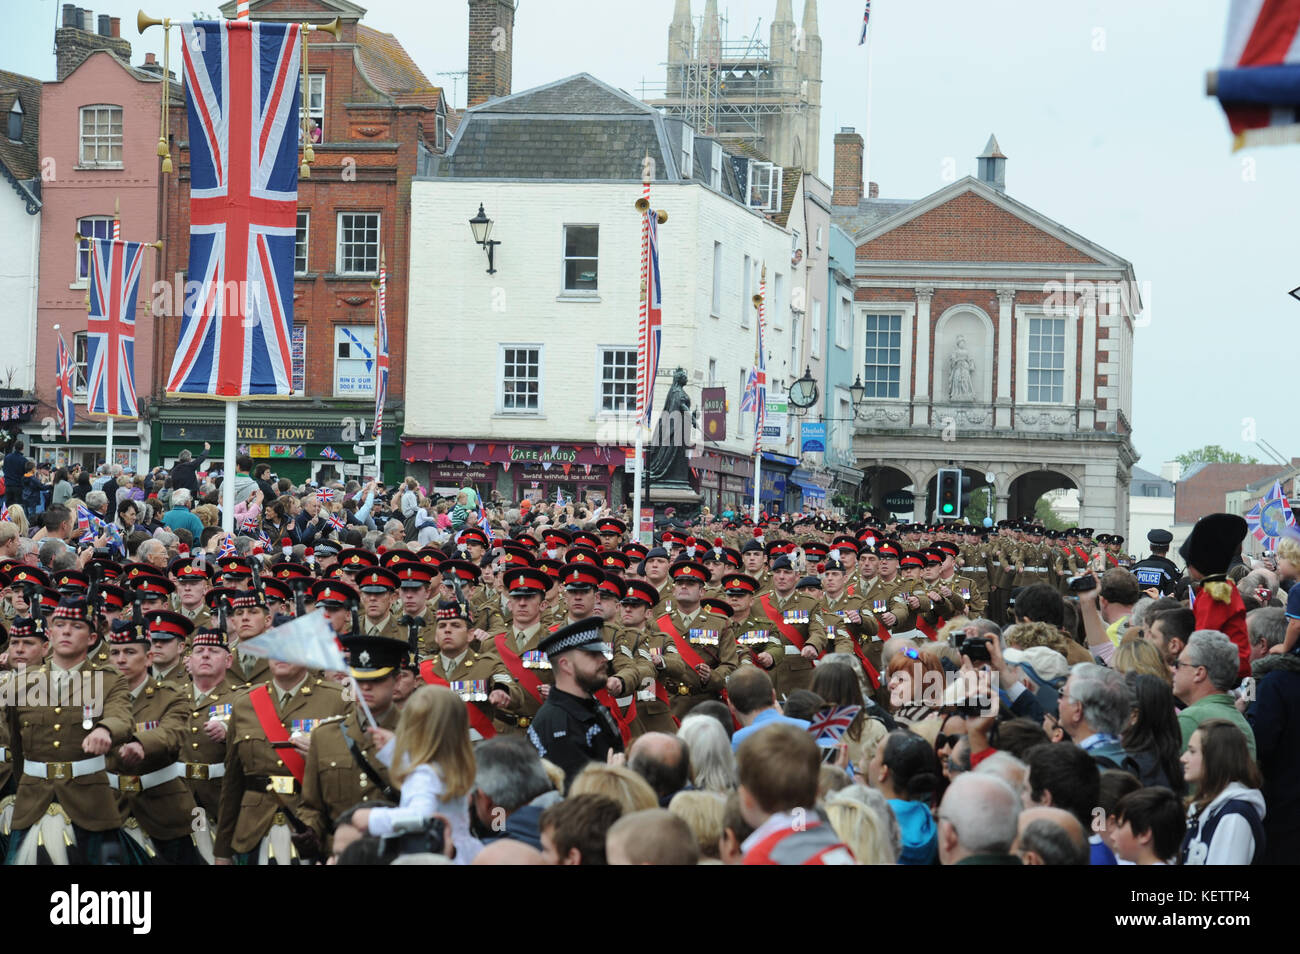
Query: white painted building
402 74 795 512
0 70 41 398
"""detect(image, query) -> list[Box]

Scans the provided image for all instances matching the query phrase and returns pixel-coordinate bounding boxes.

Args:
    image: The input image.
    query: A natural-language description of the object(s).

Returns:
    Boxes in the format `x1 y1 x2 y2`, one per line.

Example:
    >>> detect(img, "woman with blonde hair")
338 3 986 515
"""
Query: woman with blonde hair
2 504 28 537
667 790 726 862
825 786 898 865
568 763 658 815
351 684 480 863
1113 637 1172 686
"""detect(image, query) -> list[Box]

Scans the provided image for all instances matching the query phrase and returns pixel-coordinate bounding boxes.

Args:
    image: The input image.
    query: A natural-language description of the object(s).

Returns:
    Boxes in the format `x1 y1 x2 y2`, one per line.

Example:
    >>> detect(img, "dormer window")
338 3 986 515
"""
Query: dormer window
747 161 781 212
7 98 22 142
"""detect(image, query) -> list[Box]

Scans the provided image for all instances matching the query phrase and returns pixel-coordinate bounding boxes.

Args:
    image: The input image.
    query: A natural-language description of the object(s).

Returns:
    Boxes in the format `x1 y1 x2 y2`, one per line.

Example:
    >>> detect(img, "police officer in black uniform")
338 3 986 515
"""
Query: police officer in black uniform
1130 528 1180 595
525 617 622 790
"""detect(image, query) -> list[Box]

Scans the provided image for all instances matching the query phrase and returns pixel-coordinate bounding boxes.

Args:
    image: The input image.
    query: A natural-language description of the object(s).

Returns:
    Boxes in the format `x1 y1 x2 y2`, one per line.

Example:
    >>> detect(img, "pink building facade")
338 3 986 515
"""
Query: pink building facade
30 30 166 471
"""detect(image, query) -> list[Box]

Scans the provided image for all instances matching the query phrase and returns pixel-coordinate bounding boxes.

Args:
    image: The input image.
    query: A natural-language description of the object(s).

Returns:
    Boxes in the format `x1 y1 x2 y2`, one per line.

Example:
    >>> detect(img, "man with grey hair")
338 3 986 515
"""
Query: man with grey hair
974 750 1029 791
162 487 204 539
137 538 170 571
1058 662 1133 769
1012 806 1089 865
1247 606 1287 662
470 736 561 849
937 773 1022 865
1174 630 1256 756
84 489 109 520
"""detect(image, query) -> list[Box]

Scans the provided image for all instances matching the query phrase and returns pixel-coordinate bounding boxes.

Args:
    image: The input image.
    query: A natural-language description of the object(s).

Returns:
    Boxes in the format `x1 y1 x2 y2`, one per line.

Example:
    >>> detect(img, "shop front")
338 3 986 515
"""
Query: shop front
403 440 624 506
26 415 148 473
789 467 831 513
152 405 401 486
691 449 754 516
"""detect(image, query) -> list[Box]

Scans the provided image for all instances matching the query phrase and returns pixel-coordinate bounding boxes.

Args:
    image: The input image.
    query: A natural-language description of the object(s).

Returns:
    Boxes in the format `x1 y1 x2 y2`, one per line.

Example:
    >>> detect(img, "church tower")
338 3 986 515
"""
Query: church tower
796 0 822 174
667 0 694 97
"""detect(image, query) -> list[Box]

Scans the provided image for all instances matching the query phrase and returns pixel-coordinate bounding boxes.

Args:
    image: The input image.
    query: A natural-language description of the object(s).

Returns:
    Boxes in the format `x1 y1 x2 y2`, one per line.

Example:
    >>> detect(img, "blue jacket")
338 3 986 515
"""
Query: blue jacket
1248 653 1300 856
889 798 938 865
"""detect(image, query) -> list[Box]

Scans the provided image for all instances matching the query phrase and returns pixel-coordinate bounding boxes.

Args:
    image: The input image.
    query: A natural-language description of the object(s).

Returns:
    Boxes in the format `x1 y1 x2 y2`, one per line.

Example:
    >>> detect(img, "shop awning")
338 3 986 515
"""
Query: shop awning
790 476 827 502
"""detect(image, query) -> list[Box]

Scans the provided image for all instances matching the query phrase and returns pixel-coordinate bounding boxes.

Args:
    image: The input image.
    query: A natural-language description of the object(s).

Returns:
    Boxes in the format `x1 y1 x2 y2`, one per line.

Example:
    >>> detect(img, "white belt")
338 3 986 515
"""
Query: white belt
22 755 107 779
636 688 656 703
783 645 802 655
107 762 186 791
615 695 634 707
184 762 226 781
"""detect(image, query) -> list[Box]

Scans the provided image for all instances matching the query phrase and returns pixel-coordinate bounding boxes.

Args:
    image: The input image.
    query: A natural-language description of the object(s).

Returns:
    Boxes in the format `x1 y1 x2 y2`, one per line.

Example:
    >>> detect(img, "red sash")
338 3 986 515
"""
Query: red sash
248 686 306 784
847 636 882 689
759 594 808 652
657 615 705 670
419 663 498 739
916 615 942 640
1073 546 1089 562
846 584 856 596
493 633 546 705
593 689 636 746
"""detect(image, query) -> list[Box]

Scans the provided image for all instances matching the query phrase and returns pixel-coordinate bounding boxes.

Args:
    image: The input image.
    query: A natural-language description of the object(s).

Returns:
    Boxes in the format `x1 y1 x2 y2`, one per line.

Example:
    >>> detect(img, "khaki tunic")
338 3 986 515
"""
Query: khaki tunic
106 680 197 841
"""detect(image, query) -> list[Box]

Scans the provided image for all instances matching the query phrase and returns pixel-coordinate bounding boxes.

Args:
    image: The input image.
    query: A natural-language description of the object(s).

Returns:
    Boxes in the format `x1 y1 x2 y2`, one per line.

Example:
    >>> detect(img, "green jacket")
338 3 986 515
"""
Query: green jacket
1177 692 1256 758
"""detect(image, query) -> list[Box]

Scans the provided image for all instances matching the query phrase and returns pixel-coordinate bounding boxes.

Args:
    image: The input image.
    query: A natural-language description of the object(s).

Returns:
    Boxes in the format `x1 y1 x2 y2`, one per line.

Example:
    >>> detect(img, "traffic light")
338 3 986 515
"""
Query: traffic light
936 468 973 520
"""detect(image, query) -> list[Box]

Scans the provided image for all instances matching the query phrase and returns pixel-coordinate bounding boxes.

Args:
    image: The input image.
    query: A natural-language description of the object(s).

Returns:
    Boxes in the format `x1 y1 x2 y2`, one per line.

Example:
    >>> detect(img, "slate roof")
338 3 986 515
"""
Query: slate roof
355 24 443 109
830 196 917 236
0 69 41 183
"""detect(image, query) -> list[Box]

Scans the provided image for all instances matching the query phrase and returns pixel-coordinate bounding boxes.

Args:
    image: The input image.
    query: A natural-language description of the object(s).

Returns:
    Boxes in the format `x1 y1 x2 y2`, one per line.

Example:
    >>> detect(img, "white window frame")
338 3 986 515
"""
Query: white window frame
561 224 600 296
333 324 377 398
79 104 123 168
336 211 380 275
772 271 785 331
71 332 90 397
295 211 310 275
741 254 751 329
1016 305 1077 406
810 298 822 359
860 311 905 401
746 161 781 212
790 314 802 375
300 74 325 140
291 324 307 396
711 242 723 317
836 293 852 350
595 345 637 415
499 344 544 415
75 215 114 283
708 357 717 385
680 125 694 178
435 108 446 150
709 142 722 189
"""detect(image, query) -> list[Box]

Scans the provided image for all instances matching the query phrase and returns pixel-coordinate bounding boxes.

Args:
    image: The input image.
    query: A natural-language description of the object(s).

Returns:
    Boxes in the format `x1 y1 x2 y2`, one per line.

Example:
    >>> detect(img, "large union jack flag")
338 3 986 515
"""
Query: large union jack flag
636 208 663 428
86 237 144 419
55 334 75 439
168 19 301 398
374 260 389 437
1213 0 1300 148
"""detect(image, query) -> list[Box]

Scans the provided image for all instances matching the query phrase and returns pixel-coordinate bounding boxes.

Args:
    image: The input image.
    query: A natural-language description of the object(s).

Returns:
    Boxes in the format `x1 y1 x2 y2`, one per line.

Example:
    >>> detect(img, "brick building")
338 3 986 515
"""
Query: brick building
25 8 167 471
151 0 449 483
831 132 1142 535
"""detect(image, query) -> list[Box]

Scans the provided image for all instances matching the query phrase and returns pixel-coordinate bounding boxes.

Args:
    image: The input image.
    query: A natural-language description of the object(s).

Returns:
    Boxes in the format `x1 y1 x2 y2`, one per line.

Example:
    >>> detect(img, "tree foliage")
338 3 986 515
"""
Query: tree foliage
1176 444 1259 468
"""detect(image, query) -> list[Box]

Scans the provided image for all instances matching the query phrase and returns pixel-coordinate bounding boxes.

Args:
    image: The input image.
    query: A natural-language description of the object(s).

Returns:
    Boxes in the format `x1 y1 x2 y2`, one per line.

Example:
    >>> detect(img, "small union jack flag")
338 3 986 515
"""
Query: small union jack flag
86 236 144 419
218 534 238 558
320 446 343 462
327 512 346 532
807 705 861 745
316 486 335 504
55 334 75 440
240 516 260 533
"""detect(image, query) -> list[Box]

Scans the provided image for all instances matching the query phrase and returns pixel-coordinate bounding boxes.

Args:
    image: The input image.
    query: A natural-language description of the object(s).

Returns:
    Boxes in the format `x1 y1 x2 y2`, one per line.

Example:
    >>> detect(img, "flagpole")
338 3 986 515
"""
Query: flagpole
105 418 114 470
632 175 651 544
863 9 874 190
222 401 237 534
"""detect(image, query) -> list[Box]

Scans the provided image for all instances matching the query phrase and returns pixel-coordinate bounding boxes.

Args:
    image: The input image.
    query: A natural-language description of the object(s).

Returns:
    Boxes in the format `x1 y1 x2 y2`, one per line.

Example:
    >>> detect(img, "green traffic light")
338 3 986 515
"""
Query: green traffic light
942 503 954 513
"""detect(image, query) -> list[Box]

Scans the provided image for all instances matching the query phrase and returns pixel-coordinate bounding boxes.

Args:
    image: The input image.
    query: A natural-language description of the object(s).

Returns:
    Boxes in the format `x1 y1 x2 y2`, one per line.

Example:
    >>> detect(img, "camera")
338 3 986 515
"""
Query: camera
950 628 992 665
382 814 446 857
1067 574 1097 593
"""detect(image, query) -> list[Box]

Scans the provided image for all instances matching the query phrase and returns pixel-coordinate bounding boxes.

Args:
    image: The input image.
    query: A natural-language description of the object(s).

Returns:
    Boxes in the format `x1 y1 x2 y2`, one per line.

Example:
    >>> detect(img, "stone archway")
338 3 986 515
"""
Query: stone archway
1006 466 1080 523
862 464 915 521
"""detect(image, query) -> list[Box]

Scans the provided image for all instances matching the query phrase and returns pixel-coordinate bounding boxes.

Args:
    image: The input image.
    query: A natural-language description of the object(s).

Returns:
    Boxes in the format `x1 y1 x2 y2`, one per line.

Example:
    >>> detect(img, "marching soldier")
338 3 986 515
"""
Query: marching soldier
489 566 553 734
589 573 645 746
720 572 767 669
104 619 205 865
356 566 405 641
6 598 135 864
182 628 248 831
936 541 984 618
298 636 404 855
227 590 275 686
751 554 820 697
618 580 678 735
214 655 350 865
146 610 193 686
417 600 521 737
388 561 438 660
172 559 214 633
656 560 738 720
809 551 883 689
859 543 917 637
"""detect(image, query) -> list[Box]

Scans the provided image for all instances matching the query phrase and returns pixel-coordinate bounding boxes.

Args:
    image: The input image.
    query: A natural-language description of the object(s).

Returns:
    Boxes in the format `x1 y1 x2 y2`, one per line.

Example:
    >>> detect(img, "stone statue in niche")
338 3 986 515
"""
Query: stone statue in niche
947 335 977 402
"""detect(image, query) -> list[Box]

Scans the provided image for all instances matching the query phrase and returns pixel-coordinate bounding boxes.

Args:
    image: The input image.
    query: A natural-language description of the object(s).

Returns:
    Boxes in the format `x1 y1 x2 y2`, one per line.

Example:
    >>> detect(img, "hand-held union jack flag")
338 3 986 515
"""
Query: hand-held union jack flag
168 19 300 398
807 705 862 745
1245 479 1296 547
86 237 144 419
374 260 389 437
55 334 75 440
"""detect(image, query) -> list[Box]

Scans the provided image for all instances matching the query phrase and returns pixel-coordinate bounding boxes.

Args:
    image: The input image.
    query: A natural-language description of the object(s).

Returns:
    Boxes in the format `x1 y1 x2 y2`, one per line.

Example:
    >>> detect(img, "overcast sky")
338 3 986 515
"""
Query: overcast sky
14 0 1299 473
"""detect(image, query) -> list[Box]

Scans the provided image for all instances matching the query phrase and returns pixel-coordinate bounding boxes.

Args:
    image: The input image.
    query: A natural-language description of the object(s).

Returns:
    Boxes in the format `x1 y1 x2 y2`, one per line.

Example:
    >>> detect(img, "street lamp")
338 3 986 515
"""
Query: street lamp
788 366 818 412
468 203 500 274
848 374 866 410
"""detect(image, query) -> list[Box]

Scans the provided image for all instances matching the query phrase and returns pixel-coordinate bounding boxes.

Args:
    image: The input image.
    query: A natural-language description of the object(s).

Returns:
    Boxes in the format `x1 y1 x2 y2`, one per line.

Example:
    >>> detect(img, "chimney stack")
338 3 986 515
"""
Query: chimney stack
868 181 879 199
977 134 1007 193
145 52 156 65
832 127 864 207
55 6 132 81
467 0 515 108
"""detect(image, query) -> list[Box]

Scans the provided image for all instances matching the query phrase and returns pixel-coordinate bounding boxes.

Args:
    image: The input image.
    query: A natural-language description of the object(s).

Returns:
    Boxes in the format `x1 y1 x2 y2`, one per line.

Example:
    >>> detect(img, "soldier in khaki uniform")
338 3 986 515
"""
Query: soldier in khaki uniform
489 567 554 734
751 554 820 697
226 589 275 686
215 658 350 865
6 598 135 865
618 580 677 735
172 559 213 636
937 541 984 618
419 600 523 736
859 543 917 637
809 550 881 668
145 610 193 687
104 618 205 864
656 561 738 720
445 559 505 636
587 572 647 740
356 566 406 642
641 547 673 613
181 628 248 832
386 561 439 660
722 573 768 670
299 636 404 854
